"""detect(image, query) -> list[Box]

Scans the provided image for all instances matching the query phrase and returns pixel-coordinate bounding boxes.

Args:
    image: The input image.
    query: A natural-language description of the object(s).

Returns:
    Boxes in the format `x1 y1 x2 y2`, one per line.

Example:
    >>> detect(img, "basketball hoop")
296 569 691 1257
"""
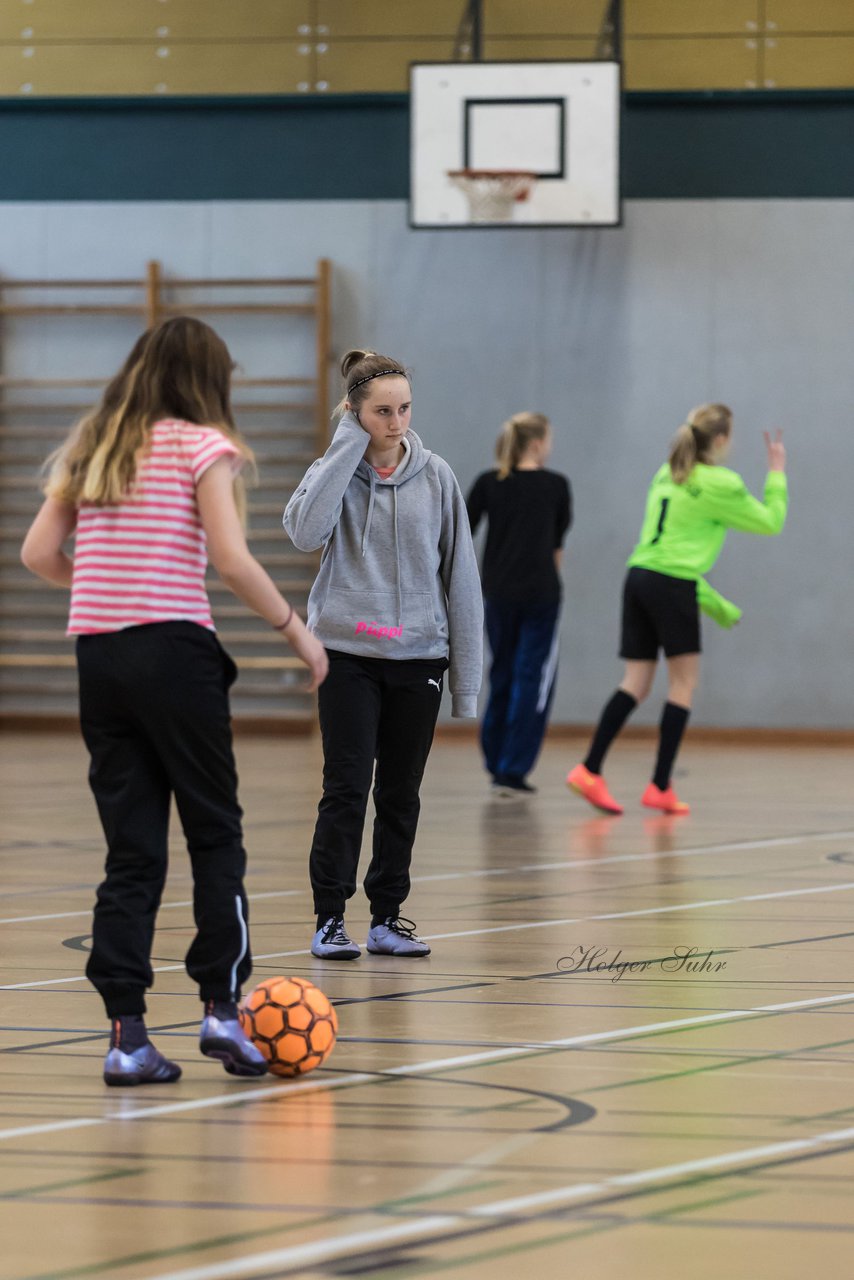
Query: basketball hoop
447 169 537 224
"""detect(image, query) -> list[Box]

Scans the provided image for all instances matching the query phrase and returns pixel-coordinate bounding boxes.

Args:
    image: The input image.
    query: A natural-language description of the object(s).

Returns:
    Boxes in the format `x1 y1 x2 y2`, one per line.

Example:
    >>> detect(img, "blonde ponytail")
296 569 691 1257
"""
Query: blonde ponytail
495 411 550 480
668 403 733 484
668 423 698 485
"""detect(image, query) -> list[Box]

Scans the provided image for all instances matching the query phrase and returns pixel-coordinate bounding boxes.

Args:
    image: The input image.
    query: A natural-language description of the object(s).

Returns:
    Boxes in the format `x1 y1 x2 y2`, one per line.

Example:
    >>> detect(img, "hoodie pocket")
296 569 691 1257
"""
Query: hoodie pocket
317 587 434 649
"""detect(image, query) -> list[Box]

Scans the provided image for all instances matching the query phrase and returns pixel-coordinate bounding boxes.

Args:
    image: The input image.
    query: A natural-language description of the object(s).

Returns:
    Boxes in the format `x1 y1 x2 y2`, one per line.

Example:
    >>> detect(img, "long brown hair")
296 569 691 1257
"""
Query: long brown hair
45 316 255 508
669 403 733 484
334 348 409 418
495 411 550 480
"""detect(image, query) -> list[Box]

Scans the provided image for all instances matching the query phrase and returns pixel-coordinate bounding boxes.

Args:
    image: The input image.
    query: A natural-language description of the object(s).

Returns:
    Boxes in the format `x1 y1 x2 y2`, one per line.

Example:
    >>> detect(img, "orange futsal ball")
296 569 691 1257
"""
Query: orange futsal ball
239 976 338 1077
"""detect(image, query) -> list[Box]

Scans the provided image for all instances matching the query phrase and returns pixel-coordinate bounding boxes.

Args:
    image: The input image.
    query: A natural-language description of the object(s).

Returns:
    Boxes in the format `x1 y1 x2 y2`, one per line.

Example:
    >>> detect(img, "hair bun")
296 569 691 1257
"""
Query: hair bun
340 348 375 378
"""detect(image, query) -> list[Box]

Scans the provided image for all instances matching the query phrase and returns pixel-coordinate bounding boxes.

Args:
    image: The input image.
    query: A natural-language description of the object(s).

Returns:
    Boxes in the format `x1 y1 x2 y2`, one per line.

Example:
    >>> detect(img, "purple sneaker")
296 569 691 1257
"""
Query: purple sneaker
103 1042 182 1087
200 1013 268 1077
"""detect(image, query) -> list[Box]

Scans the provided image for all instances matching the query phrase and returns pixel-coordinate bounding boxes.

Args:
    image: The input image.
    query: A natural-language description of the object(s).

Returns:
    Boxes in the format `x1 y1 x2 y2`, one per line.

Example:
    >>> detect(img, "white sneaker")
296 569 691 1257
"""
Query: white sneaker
366 917 431 957
311 915 361 960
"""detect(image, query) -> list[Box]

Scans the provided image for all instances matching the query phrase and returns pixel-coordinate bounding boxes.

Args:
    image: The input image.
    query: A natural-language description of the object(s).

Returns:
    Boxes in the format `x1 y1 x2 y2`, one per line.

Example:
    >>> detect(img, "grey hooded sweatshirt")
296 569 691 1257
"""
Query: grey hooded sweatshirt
283 412 483 718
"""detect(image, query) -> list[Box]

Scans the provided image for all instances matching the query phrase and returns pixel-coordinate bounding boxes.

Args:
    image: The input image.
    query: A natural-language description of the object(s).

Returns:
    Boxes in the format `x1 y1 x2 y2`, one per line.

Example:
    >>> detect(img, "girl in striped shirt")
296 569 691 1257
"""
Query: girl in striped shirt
21 317 327 1086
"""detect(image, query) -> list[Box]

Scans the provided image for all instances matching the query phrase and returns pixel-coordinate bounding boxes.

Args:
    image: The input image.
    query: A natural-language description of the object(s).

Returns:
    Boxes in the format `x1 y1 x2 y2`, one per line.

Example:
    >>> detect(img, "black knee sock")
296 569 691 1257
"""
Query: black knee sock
584 689 638 774
653 702 690 790
205 999 239 1021
110 1014 148 1052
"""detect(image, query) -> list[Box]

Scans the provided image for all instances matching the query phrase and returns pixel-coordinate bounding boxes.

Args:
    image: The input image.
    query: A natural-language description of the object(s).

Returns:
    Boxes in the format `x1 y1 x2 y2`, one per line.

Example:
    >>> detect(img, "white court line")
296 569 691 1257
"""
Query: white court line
0 888 301 927
415 828 854 885
140 1121 854 1280
0 1074 377 1143
6 877 854 991
426 879 854 944
148 1217 461 1280
2 986 854 1144
4 827 853 927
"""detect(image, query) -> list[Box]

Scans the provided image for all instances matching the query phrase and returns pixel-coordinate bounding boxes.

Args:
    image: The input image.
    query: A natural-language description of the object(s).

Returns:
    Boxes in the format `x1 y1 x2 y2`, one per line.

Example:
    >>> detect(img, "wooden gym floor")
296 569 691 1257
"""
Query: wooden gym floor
2 730 854 1280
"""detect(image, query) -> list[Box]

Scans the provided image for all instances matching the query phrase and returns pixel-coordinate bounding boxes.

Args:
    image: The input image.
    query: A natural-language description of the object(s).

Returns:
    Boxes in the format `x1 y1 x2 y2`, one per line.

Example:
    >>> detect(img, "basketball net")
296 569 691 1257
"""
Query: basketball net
447 169 537 224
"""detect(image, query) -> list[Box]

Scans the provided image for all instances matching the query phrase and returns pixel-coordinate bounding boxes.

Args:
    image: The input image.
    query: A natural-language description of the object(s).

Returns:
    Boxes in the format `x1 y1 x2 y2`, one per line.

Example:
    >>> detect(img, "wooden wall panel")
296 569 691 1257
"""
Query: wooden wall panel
764 36 854 85
0 0 848 96
0 43 315 97
484 1 607 37
483 38 601 61
316 40 457 92
765 0 854 33
0 1 312 42
625 37 762 89
315 1 461 38
625 1 761 36
0 1 155 41
0 44 155 94
144 1 314 40
143 43 316 95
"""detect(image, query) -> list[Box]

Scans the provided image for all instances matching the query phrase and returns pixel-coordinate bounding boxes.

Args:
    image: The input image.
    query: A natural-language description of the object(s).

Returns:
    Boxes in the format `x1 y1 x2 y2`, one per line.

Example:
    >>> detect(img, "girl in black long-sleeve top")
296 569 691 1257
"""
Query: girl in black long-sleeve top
467 412 572 795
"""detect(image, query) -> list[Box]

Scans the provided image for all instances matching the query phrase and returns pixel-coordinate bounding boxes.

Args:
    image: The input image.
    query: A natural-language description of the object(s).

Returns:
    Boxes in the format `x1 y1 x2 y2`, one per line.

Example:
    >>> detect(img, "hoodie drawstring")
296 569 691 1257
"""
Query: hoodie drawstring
360 460 403 626
393 486 402 628
361 470 376 557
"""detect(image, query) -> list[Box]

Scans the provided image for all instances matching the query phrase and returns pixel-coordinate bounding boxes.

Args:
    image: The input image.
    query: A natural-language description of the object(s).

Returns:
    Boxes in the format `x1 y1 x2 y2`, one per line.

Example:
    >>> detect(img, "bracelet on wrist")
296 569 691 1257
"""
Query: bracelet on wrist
274 603 294 631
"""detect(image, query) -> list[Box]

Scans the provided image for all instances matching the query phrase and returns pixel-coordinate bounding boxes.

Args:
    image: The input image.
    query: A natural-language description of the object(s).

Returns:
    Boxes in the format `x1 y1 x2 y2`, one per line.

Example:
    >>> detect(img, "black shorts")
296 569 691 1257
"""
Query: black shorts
619 567 701 660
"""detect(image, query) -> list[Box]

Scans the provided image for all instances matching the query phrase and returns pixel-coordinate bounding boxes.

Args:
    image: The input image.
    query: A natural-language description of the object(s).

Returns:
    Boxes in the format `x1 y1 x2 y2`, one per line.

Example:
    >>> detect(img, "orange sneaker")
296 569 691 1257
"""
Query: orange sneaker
566 763 623 815
641 782 690 815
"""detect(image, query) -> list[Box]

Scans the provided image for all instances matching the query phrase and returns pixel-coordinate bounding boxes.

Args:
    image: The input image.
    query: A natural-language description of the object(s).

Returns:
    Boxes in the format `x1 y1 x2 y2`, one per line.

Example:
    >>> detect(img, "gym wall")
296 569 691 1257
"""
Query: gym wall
1 65 851 729
1 181 850 728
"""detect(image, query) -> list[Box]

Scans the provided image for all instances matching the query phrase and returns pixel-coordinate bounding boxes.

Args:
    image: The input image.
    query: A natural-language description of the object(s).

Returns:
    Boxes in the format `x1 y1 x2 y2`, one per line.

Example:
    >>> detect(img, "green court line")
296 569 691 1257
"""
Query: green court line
782 1103 854 1127
647 1186 765 1219
1 1167 140 1200
580 1033 854 1096
20 1210 344 1280
331 1161 769 1278
398 1187 765 1276
313 1157 839 1280
8 1008 850 1278
368 1002 854 1084
344 1179 776 1278
381 1179 504 1210
345 1215 623 1280
8 1105 854 1278
454 1095 544 1117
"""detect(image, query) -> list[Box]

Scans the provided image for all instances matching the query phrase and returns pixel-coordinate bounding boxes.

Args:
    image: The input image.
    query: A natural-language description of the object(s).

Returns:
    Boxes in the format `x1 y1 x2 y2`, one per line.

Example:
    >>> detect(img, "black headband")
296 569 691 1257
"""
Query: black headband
348 369 404 393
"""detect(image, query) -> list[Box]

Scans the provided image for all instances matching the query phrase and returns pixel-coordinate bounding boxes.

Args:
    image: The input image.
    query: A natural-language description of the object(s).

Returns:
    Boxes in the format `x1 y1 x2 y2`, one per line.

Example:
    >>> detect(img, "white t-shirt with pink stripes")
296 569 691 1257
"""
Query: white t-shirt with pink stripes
68 420 241 636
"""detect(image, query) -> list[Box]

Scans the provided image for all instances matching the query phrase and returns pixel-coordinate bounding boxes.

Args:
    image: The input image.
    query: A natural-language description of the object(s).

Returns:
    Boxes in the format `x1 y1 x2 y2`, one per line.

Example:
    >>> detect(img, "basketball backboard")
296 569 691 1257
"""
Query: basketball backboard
410 60 621 229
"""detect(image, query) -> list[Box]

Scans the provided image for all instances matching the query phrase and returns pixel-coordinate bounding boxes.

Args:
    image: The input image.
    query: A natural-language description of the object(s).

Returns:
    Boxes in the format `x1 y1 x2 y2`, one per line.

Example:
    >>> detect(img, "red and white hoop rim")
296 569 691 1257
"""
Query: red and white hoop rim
446 170 538 212
446 169 538 181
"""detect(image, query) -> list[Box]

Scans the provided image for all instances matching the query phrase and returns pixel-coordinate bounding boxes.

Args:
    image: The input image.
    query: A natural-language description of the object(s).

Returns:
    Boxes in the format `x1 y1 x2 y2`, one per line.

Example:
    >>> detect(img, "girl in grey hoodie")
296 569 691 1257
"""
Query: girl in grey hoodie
284 350 483 960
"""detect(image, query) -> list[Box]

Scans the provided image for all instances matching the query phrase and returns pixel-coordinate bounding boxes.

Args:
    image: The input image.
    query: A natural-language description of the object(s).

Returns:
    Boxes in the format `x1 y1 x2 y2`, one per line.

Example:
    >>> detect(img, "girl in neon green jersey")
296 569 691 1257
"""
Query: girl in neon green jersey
568 404 787 816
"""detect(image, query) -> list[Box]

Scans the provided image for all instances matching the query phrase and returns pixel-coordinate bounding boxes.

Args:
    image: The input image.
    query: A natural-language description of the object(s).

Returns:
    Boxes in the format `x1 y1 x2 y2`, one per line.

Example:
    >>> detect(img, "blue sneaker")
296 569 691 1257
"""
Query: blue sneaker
366 917 431 957
311 915 361 960
200 1013 268 1077
103 1041 182 1087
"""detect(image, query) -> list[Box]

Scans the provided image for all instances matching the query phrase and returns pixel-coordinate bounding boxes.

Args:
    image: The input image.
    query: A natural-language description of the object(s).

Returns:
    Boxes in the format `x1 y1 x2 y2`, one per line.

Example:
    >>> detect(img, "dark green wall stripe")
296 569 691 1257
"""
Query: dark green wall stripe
0 90 851 201
624 90 854 198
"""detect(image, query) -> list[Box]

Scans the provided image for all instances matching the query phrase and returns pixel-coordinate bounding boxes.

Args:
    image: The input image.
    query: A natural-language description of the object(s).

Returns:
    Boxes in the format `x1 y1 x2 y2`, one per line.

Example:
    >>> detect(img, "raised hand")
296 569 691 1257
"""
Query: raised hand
763 429 786 473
